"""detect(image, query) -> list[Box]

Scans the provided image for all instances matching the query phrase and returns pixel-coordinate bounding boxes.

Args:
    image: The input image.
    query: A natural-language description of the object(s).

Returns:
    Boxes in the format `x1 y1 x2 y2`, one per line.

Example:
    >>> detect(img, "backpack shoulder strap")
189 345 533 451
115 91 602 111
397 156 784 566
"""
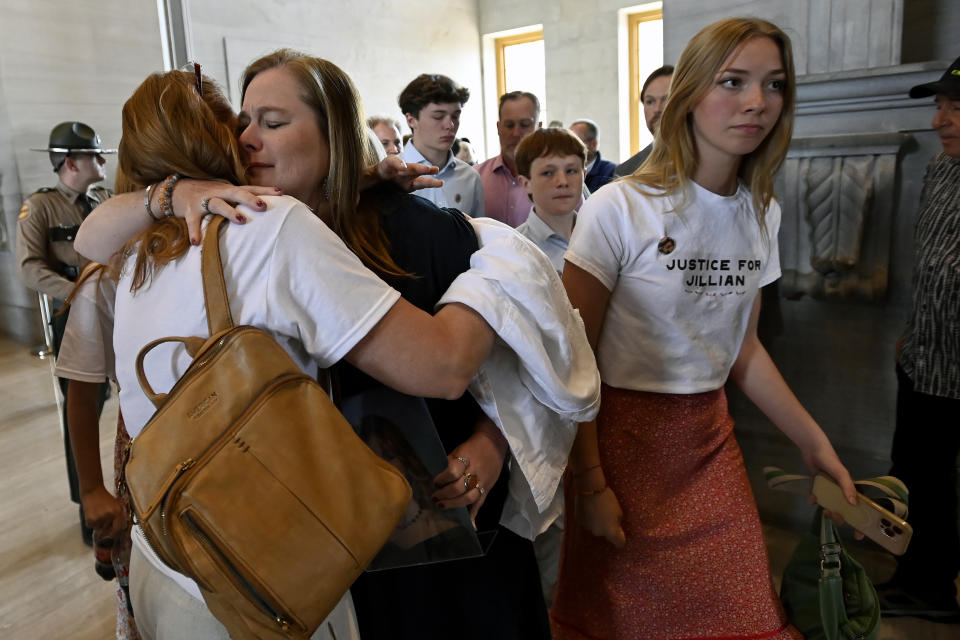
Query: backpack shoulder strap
201 216 234 334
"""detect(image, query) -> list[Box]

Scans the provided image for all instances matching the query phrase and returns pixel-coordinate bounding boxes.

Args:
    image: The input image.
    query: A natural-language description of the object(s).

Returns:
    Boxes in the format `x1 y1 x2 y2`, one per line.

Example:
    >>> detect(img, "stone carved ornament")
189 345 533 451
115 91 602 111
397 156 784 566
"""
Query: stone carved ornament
777 133 909 301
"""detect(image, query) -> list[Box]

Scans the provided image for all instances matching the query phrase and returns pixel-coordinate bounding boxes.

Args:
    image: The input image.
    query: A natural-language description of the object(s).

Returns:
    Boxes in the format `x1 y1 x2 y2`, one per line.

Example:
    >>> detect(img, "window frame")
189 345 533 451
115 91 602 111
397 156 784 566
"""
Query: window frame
495 29 544 101
628 8 663 155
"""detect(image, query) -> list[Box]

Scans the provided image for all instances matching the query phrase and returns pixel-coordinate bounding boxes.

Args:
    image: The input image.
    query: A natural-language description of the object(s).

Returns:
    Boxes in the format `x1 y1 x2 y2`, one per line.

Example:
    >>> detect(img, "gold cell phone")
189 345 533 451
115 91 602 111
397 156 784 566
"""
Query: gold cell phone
811 474 912 555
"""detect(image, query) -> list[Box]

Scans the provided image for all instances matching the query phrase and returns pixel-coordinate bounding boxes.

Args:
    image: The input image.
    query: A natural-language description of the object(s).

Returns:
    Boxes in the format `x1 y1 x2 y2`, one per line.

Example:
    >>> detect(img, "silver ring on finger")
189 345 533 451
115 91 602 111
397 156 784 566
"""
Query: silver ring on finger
455 455 469 471
477 485 486 496
201 196 213 213
463 472 479 492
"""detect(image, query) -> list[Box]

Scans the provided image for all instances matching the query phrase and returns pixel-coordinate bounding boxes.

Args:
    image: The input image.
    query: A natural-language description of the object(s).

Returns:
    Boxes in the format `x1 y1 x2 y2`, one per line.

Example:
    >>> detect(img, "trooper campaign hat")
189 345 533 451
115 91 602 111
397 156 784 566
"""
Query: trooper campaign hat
32 121 117 154
909 56 960 98
31 121 116 171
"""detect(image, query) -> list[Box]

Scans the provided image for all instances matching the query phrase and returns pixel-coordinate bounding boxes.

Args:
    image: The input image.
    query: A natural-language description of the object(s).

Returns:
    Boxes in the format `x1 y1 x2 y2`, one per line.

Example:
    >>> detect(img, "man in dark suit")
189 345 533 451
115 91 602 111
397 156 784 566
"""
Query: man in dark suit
615 65 673 177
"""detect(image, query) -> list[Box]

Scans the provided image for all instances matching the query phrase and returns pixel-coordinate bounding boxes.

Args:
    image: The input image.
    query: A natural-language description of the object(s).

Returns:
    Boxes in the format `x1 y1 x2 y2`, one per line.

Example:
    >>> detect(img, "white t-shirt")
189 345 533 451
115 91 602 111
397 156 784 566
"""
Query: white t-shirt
115 195 401 603
54 268 117 383
565 179 781 394
114 194 401 437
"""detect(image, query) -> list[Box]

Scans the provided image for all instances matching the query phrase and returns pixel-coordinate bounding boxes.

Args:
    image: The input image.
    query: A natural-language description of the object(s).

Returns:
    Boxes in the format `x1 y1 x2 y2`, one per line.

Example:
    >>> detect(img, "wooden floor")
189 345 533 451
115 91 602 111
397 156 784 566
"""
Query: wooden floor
0 334 957 639
0 336 117 639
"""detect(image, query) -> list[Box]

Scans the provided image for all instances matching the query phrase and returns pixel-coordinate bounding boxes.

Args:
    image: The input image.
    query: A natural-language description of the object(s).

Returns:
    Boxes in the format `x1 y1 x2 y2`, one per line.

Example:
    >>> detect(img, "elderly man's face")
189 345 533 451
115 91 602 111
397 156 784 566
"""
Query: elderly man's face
373 122 403 155
933 94 960 158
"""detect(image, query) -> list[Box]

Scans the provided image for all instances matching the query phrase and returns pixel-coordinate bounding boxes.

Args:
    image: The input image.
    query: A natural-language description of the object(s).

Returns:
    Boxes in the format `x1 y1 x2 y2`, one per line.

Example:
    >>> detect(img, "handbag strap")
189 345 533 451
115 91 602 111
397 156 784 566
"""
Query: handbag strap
196 216 342 410
818 513 842 578
763 466 909 518
818 513 845 640
135 335 211 407
201 216 234 335
133 216 233 408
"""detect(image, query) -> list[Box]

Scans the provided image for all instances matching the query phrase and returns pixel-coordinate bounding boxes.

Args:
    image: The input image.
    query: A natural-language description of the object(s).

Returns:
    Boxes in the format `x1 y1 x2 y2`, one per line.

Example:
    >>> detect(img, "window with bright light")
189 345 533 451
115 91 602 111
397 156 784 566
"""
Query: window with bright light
495 30 547 123
628 8 663 155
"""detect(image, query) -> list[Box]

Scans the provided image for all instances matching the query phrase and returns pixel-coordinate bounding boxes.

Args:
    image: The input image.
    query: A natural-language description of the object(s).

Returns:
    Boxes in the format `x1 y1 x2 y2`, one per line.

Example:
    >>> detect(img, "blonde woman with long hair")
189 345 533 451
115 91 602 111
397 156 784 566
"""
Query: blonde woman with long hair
551 18 857 640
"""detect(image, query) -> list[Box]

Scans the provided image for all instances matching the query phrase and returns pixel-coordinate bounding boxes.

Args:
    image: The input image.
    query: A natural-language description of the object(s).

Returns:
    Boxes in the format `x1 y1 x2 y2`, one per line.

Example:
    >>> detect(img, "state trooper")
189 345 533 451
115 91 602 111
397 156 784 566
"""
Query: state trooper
16 121 115 545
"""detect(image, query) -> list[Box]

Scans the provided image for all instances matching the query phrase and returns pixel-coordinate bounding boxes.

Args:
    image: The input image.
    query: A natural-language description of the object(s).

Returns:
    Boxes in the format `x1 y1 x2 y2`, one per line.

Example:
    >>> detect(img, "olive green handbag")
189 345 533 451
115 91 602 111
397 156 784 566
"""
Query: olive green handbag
779 512 879 640
764 468 909 640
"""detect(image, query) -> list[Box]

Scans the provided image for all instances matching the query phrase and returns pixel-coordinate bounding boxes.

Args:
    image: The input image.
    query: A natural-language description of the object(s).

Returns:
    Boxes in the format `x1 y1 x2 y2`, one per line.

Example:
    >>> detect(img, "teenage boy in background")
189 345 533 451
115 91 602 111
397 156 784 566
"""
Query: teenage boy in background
398 74 484 216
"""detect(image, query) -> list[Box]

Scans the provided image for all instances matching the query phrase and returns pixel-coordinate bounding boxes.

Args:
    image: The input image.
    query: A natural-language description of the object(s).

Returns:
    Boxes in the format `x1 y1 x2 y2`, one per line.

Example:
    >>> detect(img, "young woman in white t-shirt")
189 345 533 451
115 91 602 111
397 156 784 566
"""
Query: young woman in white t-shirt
551 18 858 640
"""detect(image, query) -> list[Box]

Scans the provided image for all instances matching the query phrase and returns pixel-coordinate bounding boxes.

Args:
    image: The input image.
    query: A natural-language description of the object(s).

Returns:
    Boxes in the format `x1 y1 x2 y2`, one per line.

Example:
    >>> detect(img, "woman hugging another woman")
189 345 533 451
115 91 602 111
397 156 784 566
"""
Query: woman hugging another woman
80 51 553 640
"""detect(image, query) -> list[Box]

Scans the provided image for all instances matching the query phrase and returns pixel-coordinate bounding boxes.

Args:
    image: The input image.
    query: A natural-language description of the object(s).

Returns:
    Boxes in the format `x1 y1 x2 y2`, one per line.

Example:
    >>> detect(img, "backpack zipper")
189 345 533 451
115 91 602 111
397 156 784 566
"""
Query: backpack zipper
183 511 296 634
160 458 197 537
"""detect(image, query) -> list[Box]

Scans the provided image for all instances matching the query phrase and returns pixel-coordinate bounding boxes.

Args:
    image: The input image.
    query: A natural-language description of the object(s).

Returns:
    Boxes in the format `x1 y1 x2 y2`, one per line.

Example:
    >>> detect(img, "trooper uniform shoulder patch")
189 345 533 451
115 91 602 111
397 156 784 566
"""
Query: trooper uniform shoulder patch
19 187 56 220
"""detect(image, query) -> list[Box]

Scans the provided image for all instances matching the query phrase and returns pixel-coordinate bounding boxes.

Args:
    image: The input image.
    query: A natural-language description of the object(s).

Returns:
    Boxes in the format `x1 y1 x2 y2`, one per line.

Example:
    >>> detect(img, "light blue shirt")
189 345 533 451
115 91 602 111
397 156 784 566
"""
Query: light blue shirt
515 207 570 275
401 143 485 217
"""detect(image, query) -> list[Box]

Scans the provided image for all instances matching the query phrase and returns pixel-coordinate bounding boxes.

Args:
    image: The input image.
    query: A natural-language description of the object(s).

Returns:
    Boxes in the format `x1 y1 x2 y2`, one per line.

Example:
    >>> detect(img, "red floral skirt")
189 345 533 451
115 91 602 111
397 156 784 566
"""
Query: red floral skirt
550 385 800 640
113 411 140 640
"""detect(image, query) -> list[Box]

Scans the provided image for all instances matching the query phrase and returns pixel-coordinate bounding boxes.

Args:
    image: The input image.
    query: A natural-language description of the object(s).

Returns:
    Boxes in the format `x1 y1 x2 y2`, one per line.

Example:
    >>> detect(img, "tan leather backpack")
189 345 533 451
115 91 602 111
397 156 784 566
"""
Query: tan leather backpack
124 217 412 638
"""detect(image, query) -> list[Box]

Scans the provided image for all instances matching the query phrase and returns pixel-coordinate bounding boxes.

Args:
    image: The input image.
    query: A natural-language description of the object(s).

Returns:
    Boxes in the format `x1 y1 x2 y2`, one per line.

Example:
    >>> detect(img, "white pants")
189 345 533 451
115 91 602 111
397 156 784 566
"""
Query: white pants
129 543 360 640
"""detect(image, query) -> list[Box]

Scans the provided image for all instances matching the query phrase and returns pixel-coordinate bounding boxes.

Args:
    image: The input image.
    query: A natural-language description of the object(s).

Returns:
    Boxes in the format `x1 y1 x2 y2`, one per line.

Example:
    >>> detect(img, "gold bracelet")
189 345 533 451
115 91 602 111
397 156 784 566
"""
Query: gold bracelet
572 464 601 478
577 484 607 496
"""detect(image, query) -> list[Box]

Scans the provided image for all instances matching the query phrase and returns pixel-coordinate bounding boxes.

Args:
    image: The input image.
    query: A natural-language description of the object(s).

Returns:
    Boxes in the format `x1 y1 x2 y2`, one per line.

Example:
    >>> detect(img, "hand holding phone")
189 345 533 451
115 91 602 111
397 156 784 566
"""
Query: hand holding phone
811 473 912 555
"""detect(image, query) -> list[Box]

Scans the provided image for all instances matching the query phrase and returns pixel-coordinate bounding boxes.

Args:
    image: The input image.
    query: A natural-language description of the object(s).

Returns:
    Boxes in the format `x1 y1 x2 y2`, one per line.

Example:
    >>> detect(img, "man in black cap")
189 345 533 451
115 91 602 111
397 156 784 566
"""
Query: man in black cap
16 121 115 545
880 56 960 622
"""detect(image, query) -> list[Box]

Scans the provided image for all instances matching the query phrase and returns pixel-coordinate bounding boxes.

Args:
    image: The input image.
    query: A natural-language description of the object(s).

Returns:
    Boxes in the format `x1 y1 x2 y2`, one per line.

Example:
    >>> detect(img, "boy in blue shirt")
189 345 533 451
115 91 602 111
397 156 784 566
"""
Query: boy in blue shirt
513 126 587 605
515 128 587 276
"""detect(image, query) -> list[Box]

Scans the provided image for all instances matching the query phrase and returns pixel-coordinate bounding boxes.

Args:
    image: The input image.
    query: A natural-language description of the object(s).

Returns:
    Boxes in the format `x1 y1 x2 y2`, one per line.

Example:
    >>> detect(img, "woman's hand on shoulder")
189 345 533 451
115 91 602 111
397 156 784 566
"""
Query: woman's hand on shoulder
574 467 626 548
431 417 507 527
172 179 279 245
363 155 443 193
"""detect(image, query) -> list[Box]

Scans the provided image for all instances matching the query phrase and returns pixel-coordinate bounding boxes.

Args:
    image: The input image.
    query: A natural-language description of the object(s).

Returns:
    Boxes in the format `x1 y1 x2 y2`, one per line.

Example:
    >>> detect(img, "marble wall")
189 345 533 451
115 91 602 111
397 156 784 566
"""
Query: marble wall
0 0 484 343
662 0 904 74
185 0 484 155
477 0 639 164
0 0 163 343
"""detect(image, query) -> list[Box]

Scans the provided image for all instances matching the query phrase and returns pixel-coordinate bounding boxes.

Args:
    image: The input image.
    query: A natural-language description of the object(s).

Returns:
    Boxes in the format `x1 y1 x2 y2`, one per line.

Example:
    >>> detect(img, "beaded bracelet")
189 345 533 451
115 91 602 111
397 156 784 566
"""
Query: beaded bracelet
144 183 163 221
577 484 608 496
156 173 183 219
